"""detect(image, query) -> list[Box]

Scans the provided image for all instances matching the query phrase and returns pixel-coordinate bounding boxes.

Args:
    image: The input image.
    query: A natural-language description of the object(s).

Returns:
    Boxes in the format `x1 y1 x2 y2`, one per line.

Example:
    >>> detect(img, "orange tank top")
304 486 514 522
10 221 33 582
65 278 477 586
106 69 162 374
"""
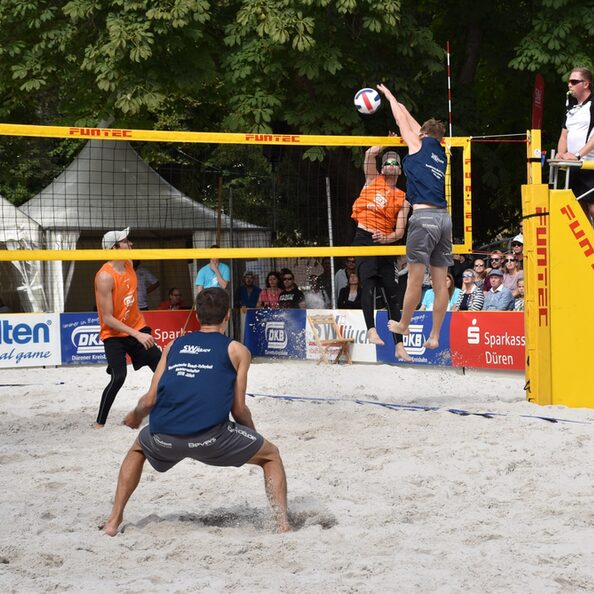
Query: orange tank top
95 261 146 341
351 176 406 234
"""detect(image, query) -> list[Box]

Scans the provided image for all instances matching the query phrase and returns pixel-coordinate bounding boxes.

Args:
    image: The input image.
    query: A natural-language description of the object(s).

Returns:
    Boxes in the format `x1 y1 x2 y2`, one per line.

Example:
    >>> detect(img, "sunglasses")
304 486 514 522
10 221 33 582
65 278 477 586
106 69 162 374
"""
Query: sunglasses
383 160 400 166
463 273 474 278
512 242 522 247
505 258 516 263
568 79 585 85
491 258 501 262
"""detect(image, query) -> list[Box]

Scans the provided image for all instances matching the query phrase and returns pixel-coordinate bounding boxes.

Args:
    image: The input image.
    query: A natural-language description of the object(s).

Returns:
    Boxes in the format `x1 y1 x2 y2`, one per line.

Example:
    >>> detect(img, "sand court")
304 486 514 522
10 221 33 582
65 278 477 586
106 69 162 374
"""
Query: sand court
1 361 594 593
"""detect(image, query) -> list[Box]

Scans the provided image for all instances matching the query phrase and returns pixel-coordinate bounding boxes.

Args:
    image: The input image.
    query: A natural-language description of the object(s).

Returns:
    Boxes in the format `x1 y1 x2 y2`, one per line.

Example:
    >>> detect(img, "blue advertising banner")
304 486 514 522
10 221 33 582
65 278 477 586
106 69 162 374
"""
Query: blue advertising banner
60 313 106 365
244 309 307 358
374 310 452 366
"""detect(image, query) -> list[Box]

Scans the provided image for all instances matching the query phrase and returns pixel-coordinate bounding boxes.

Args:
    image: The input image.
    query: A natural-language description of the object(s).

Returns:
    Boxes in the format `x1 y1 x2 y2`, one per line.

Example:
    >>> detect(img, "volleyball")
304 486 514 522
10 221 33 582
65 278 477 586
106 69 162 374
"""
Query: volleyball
354 88 381 115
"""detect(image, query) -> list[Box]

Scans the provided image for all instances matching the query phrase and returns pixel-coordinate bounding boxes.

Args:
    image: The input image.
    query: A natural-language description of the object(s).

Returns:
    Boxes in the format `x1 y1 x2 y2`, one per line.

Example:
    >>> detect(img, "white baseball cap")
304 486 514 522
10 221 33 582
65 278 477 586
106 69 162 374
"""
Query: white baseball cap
102 227 130 250
512 234 523 244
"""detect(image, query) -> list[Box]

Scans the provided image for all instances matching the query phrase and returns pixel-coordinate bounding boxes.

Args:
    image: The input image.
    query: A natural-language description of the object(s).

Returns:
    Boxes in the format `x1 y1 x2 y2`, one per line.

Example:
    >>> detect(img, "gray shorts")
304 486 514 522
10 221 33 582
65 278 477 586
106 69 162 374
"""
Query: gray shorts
139 421 265 473
407 208 454 267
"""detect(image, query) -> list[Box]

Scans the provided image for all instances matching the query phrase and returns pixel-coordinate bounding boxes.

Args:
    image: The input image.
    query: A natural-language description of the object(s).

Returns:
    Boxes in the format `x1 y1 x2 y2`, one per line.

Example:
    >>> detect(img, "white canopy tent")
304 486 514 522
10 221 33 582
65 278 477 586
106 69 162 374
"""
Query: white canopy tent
19 141 270 312
0 195 47 312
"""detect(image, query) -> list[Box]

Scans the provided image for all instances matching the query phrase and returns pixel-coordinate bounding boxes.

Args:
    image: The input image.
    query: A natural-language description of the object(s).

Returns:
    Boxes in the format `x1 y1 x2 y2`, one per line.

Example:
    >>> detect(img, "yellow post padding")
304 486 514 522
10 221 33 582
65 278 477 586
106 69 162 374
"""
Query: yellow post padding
523 182 594 408
548 190 594 406
522 183 552 405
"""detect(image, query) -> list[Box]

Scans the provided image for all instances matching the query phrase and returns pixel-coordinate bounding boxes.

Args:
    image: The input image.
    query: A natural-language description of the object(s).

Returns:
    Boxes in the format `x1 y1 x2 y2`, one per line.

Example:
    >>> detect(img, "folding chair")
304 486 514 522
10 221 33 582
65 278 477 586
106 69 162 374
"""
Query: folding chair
307 314 354 364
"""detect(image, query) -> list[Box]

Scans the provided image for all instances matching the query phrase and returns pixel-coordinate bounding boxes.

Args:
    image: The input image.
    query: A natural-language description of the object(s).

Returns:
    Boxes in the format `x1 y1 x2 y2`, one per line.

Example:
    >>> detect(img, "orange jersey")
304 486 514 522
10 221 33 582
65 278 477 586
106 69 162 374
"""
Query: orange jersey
351 176 406 234
95 261 146 341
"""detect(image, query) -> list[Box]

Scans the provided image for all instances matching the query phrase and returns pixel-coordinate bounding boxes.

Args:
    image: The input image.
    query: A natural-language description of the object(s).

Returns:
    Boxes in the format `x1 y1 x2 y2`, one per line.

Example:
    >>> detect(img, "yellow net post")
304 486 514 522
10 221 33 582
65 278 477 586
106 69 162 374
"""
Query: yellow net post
523 130 594 407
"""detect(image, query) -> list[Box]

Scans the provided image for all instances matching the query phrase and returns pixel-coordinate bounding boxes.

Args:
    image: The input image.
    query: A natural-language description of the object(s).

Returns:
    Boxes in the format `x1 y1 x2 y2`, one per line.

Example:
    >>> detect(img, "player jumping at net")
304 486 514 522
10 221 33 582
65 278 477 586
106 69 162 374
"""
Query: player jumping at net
351 139 411 361
95 228 161 427
377 84 453 349
101 288 290 536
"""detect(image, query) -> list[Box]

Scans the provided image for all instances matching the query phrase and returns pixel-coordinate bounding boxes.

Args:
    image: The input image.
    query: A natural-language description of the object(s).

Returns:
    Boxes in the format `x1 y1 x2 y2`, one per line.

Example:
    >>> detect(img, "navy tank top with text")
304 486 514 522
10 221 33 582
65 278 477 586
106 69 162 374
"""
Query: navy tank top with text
402 136 447 207
150 332 236 435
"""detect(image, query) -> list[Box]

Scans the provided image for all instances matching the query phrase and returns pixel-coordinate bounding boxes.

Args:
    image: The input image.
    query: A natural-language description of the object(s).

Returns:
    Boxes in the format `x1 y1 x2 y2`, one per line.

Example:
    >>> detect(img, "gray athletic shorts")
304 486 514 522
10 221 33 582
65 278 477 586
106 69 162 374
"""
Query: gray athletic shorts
407 208 454 267
139 421 265 473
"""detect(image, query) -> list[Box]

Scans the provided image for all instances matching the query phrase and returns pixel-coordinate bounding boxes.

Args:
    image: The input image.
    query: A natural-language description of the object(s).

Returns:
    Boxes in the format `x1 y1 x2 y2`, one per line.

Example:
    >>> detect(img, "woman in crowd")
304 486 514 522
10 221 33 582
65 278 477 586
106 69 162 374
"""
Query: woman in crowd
472 258 488 290
337 272 362 309
452 269 485 311
419 273 460 311
503 253 524 297
256 271 283 308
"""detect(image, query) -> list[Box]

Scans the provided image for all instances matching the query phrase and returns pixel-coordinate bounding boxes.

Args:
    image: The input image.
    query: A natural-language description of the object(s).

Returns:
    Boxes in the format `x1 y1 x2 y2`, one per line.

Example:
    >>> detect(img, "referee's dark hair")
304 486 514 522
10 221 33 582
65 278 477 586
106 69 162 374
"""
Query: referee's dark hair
195 288 229 326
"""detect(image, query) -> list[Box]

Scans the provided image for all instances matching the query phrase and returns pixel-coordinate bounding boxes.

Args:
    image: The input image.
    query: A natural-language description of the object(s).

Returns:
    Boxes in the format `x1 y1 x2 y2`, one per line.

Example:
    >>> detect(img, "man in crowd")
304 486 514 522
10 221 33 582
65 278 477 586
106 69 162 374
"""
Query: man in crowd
557 67 594 199
511 234 523 270
278 270 305 309
95 228 161 427
334 256 357 304
235 270 261 309
482 269 514 311
133 260 160 310
157 287 190 310
483 250 505 293
195 245 230 295
101 288 290 536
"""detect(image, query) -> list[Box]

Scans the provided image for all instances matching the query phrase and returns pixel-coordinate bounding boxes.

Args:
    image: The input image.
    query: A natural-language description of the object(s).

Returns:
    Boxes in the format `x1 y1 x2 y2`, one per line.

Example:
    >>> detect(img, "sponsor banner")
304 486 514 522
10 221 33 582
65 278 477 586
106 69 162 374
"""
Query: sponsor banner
0 313 61 368
305 309 377 363
60 313 106 365
374 311 452 366
244 309 306 358
60 311 200 366
450 312 525 370
143 310 200 349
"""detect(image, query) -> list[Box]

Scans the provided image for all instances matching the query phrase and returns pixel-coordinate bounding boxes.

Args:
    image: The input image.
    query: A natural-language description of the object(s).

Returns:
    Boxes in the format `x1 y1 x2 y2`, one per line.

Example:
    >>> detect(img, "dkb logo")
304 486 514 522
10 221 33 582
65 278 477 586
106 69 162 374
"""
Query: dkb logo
265 321 287 350
402 324 426 356
71 325 103 354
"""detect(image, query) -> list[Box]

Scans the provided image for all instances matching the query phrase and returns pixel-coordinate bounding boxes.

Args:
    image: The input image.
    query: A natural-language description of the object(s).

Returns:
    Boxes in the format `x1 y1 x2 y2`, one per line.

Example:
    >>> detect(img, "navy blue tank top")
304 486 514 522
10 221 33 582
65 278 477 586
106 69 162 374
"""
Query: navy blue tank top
150 332 236 435
402 136 447 207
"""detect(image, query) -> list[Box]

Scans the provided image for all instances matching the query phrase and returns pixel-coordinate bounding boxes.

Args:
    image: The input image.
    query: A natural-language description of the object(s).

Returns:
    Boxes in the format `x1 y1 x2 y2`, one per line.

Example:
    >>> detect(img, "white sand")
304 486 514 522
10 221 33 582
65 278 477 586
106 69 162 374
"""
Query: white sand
1 360 594 593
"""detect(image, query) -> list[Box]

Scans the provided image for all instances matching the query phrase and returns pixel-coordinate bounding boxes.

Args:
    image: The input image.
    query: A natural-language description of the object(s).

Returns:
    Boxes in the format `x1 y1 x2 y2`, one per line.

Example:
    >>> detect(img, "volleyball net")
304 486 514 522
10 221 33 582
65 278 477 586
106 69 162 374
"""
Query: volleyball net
0 123 471 313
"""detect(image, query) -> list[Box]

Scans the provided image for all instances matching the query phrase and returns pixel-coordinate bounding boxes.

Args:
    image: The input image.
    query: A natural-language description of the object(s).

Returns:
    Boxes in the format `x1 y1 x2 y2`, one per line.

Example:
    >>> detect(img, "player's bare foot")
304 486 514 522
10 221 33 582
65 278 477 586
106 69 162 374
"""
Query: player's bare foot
101 516 122 537
94 423 105 429
387 320 409 335
424 335 439 349
395 343 413 362
367 328 384 345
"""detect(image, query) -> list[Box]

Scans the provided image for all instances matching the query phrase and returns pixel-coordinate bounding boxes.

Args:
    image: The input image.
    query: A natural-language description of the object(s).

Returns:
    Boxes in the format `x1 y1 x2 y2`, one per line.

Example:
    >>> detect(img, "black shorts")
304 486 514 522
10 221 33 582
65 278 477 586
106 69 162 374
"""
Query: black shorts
139 422 265 472
103 327 161 372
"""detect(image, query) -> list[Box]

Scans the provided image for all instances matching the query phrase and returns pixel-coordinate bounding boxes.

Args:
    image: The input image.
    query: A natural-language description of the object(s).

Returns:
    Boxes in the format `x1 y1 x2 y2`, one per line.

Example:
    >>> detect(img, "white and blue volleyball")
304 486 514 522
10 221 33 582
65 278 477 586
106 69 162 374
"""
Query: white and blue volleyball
354 88 381 115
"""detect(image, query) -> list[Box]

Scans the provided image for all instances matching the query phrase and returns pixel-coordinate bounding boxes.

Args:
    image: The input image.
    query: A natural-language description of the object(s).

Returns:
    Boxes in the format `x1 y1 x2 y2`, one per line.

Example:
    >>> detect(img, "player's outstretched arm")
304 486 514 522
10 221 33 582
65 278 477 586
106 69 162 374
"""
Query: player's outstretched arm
124 343 171 428
228 341 256 430
377 84 422 153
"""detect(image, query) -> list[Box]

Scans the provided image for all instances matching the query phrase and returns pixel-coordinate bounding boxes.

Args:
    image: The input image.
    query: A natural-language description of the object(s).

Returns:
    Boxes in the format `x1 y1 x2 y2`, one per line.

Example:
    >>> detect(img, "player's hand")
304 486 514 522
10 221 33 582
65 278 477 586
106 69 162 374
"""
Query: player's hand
135 331 155 349
123 410 142 429
377 84 395 102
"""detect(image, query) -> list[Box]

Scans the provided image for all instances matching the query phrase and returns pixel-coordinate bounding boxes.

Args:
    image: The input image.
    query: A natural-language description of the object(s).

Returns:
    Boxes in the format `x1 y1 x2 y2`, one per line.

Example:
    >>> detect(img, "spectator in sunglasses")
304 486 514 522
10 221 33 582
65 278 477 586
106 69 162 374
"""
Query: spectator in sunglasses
472 258 487 290
452 269 484 311
278 270 305 309
511 234 523 269
482 250 504 292
503 253 524 297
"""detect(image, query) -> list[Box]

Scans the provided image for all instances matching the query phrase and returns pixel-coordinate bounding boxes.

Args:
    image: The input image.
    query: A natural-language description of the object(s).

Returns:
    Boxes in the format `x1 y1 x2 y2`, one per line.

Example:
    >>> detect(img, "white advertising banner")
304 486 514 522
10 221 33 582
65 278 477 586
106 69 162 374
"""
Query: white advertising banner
0 313 62 368
305 309 377 363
